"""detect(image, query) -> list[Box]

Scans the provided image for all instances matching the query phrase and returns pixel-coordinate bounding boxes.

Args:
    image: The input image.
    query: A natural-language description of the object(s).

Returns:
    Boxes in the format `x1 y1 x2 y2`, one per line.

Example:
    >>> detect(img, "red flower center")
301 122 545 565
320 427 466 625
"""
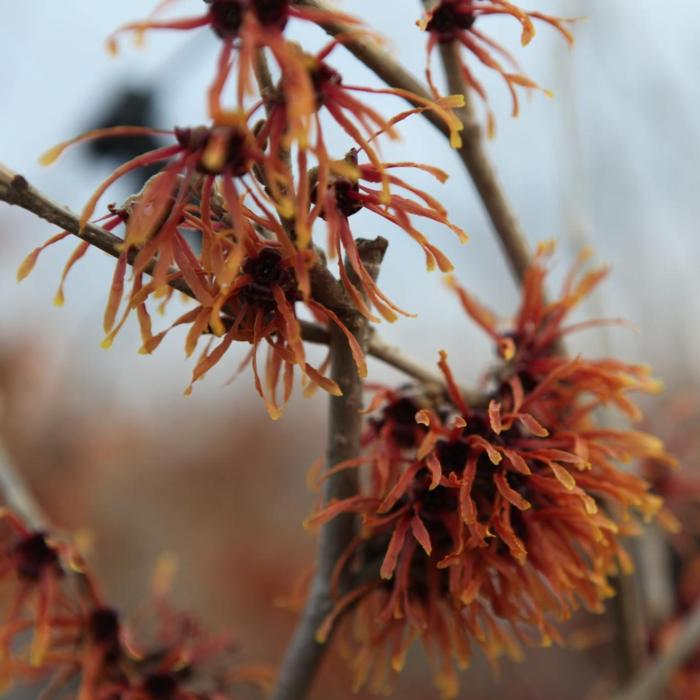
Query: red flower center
312 149 364 220
427 0 476 43
240 248 298 309
13 532 60 581
143 672 179 700
417 473 460 516
310 61 343 107
174 125 250 176
374 397 425 448
251 0 289 29
174 125 210 152
206 0 246 39
89 607 121 659
331 178 363 218
436 438 471 475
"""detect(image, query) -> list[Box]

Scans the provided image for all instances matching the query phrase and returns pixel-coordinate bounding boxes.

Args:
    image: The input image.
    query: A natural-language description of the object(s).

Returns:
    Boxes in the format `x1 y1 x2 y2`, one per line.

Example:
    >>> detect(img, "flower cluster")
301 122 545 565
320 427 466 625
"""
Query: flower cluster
307 246 673 698
21 0 469 418
0 509 268 699
420 0 574 136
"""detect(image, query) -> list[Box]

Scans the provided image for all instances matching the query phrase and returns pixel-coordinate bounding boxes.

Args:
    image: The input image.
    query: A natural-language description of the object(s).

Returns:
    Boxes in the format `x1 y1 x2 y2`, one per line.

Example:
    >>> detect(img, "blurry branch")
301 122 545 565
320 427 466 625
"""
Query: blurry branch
610 562 648 685
271 238 386 700
366 330 450 390
0 442 48 530
0 164 457 395
638 526 675 629
253 48 295 238
433 38 531 282
0 163 195 299
294 0 532 284
301 323 472 399
613 602 700 700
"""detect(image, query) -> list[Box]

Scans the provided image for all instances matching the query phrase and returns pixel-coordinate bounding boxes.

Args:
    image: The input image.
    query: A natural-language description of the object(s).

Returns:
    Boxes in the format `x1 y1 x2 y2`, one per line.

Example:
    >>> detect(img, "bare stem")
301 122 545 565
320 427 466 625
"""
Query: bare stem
610 547 648 686
271 238 386 700
0 164 193 297
253 48 288 169
434 38 532 282
253 47 294 225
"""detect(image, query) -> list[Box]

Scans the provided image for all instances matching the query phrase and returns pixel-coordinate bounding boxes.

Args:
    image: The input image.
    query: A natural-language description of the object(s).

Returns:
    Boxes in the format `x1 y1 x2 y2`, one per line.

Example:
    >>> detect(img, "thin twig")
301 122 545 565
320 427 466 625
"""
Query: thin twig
0 164 452 393
0 442 48 530
253 47 297 240
612 602 700 700
0 164 193 298
253 47 292 176
295 0 532 283
367 330 451 391
271 238 387 700
434 38 532 282
610 556 648 686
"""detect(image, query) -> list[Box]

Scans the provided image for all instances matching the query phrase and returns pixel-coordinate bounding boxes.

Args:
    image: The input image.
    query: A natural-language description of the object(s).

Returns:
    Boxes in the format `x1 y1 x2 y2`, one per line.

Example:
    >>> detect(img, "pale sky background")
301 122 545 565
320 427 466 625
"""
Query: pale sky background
1 1 698 415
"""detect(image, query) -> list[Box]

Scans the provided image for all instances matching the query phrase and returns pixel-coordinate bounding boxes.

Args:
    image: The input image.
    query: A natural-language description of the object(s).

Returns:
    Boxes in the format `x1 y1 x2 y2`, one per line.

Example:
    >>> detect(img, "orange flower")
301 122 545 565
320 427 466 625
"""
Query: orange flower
247 41 465 248
306 251 672 698
108 3 465 226
23 3 471 404
29 123 375 417
420 0 574 136
39 118 281 288
36 120 288 352
108 1 367 136
0 510 268 700
170 238 366 419
311 149 467 322
0 511 68 684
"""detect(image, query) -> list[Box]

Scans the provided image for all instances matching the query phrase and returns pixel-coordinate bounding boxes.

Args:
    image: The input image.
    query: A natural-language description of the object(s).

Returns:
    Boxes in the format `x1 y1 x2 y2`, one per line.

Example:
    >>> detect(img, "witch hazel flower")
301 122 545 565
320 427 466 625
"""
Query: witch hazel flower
305 249 674 698
107 0 368 138
167 237 367 419
0 510 71 688
0 509 270 700
108 2 465 222
28 122 297 310
420 0 574 136
310 148 468 323
257 39 462 170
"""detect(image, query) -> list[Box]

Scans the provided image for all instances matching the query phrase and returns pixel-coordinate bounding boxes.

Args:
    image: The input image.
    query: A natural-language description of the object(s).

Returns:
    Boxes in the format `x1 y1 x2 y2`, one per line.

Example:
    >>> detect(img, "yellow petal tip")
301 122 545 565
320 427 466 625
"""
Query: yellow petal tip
41 142 68 165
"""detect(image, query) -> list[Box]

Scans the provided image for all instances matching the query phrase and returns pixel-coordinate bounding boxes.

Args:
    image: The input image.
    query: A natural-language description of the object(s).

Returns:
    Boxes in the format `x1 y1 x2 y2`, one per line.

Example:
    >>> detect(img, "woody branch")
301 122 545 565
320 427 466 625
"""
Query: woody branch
271 238 386 700
0 164 461 397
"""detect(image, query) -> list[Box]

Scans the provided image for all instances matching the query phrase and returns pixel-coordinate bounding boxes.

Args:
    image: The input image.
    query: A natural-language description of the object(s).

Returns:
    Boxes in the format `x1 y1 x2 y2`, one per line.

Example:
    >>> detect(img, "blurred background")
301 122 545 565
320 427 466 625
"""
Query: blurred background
0 1 698 698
